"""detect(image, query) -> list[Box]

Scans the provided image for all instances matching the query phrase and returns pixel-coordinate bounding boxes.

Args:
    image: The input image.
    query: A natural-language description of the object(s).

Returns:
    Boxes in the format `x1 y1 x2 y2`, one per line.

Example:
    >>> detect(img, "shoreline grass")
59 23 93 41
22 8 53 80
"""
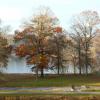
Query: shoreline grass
0 74 100 87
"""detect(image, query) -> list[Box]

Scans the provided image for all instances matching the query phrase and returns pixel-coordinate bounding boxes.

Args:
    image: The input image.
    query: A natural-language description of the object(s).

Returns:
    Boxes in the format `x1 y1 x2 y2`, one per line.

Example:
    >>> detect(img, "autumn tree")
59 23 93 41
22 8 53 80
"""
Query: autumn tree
93 34 100 72
14 7 59 77
65 39 78 74
0 21 11 70
69 10 100 74
48 27 69 75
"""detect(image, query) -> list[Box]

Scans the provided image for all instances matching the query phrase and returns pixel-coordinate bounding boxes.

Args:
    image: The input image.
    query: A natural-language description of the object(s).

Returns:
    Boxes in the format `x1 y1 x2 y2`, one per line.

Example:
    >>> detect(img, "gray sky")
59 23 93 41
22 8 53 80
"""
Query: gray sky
0 0 100 34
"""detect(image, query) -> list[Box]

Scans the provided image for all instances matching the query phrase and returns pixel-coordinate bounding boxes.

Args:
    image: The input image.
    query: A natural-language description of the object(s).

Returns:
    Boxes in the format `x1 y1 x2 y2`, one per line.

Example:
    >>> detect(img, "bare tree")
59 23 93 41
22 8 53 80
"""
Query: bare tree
69 10 100 74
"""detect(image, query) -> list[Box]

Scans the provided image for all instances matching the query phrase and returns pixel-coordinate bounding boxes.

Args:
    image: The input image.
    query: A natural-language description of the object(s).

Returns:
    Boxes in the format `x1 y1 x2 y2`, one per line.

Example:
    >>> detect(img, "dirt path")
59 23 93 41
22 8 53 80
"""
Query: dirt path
0 87 100 95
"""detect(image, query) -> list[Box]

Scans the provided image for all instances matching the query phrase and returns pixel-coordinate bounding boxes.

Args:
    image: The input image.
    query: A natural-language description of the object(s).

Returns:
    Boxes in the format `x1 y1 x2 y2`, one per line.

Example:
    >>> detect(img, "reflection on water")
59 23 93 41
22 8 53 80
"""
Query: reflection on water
4 55 31 73
2 54 91 74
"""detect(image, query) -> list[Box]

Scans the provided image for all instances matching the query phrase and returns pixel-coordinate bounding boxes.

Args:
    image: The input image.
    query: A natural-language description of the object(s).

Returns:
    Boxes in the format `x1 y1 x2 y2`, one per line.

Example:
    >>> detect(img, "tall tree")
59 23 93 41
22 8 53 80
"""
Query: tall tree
69 10 100 74
14 7 59 77
66 40 78 74
93 34 100 72
0 21 11 70
48 27 68 75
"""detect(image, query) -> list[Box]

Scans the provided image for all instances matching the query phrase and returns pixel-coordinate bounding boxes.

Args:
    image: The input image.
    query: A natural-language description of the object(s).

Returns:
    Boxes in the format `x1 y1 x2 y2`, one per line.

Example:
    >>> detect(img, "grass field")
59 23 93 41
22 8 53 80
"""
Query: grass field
0 74 100 87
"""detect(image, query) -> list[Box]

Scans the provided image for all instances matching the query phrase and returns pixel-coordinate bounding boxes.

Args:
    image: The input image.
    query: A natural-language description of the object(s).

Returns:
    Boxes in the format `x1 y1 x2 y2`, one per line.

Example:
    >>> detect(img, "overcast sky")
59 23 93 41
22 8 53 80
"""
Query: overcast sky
0 0 100 34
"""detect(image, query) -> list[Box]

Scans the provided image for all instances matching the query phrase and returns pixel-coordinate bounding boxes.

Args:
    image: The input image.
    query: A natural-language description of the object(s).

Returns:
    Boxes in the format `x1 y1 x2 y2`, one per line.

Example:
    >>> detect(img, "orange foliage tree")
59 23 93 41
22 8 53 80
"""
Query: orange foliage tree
14 8 59 77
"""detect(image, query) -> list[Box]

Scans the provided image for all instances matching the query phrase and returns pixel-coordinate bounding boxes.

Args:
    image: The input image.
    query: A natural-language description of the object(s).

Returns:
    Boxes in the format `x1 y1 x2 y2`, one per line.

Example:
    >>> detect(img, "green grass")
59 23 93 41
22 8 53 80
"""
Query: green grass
0 93 100 96
0 74 100 87
0 74 99 99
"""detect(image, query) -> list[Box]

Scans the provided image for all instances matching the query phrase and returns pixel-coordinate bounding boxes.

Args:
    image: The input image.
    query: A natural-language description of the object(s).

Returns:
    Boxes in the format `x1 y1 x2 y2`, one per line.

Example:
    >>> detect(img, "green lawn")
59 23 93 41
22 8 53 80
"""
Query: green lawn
0 74 100 87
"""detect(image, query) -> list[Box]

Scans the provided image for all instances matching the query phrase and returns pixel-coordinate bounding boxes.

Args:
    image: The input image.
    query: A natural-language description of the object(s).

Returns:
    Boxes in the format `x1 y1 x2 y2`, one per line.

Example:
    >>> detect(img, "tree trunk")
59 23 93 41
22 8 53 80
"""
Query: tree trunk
78 43 82 75
85 42 88 75
36 66 38 80
57 58 60 75
40 68 44 77
57 41 60 75
57 48 60 75
73 58 76 74
35 38 40 80
74 65 76 74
